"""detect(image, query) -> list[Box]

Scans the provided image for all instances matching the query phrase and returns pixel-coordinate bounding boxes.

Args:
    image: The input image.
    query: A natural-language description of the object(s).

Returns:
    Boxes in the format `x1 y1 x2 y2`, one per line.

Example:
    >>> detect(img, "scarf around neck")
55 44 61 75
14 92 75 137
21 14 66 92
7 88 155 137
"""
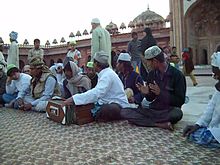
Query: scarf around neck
66 61 91 94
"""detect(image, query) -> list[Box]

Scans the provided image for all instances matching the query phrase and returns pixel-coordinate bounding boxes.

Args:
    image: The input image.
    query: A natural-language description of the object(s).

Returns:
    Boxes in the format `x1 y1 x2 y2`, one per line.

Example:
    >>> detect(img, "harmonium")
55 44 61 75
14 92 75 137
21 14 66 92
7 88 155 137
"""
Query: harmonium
46 99 94 125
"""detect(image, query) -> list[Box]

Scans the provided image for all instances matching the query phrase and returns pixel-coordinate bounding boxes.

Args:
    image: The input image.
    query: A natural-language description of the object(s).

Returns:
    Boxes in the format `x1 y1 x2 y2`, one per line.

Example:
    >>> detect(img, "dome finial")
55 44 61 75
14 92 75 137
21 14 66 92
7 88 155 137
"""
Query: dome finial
147 4 150 10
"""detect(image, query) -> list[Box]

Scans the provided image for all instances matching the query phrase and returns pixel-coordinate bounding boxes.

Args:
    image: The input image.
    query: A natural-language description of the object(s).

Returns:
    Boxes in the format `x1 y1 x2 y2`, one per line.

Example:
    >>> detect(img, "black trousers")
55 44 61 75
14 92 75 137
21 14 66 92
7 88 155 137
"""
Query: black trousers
95 103 122 122
120 107 183 127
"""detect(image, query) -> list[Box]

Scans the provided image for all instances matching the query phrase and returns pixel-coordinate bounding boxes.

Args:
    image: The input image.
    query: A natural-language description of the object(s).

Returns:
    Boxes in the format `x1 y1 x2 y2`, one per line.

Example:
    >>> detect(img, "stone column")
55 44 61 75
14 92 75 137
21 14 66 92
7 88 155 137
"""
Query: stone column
169 0 184 57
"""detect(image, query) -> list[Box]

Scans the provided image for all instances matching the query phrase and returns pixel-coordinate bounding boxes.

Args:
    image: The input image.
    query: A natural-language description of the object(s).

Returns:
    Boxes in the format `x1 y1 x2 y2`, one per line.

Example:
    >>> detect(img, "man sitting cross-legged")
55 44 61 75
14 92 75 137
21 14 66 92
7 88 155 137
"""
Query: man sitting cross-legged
120 46 186 130
116 52 144 106
3 64 32 108
19 57 61 112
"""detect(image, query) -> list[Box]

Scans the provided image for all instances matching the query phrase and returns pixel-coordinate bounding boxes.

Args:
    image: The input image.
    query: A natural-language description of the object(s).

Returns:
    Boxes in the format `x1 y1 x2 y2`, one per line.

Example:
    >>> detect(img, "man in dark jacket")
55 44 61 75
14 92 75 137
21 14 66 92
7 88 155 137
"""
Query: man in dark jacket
116 52 144 105
140 27 157 81
127 32 142 72
121 46 186 130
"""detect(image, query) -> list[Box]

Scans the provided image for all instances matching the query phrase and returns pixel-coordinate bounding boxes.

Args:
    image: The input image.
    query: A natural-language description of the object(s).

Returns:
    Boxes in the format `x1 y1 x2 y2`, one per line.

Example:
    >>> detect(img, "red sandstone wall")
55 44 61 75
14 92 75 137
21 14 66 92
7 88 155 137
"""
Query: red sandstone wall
3 28 170 69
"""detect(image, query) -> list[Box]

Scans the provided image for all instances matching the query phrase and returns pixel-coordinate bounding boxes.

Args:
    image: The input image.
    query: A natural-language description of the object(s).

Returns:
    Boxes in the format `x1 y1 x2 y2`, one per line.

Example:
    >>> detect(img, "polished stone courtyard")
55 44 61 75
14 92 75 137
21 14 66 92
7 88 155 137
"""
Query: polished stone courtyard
0 75 220 165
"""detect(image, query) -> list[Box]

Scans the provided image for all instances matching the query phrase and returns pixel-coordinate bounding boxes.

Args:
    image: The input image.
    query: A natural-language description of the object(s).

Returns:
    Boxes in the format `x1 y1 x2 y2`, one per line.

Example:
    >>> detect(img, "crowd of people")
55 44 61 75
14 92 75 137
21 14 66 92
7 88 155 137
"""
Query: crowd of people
0 18 219 148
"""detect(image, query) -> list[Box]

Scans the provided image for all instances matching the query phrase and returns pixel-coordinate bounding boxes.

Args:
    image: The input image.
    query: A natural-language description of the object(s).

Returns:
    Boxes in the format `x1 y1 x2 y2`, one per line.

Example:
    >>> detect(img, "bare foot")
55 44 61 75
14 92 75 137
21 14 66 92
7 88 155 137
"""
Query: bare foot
155 122 174 131
5 103 13 108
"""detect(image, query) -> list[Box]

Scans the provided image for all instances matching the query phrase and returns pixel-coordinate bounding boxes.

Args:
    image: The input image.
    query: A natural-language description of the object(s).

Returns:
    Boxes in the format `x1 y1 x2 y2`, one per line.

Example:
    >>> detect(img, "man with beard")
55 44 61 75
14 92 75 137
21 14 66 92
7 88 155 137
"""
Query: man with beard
91 18 111 67
85 61 98 88
62 51 129 122
121 46 186 130
20 57 61 112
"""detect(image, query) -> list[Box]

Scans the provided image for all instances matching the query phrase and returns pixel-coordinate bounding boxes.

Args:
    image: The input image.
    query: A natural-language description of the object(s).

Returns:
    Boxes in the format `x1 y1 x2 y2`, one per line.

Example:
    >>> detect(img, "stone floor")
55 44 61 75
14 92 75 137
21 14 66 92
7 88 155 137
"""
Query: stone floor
0 109 219 165
0 75 220 165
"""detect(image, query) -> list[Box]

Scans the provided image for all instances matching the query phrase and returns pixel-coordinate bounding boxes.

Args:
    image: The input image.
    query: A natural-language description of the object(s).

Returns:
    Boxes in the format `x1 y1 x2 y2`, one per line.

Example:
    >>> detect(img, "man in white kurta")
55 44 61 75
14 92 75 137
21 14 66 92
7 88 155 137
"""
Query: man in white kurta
7 31 19 68
183 49 220 148
63 51 129 120
91 18 112 67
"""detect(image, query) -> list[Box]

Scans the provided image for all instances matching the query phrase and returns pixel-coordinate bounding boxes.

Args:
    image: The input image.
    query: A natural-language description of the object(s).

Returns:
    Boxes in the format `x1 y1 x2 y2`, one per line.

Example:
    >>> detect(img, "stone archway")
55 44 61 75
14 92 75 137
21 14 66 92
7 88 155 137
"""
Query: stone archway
185 0 220 65
201 49 208 65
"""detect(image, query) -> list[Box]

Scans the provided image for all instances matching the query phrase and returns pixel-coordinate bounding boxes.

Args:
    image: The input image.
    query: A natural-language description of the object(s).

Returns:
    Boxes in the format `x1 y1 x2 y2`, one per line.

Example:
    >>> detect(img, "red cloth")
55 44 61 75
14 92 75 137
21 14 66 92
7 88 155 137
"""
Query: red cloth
182 52 190 61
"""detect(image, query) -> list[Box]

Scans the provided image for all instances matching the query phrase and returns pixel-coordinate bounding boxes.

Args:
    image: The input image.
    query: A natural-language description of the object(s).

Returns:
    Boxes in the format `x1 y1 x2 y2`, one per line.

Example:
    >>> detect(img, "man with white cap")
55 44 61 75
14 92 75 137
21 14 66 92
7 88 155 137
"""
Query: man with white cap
63 51 130 122
50 63 66 96
121 45 186 130
91 18 112 67
116 52 144 105
183 45 220 148
7 31 19 68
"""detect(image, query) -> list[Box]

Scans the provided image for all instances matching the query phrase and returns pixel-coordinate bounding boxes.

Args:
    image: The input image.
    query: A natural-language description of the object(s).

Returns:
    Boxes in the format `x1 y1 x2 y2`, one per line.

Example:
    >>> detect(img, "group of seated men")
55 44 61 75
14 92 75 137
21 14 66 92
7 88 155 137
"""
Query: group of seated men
0 45 219 148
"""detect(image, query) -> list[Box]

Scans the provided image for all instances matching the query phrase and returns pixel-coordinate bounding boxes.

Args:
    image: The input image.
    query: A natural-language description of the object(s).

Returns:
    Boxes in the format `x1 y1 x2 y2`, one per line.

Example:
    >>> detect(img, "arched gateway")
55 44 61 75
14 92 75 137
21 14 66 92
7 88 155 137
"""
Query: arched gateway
171 0 220 65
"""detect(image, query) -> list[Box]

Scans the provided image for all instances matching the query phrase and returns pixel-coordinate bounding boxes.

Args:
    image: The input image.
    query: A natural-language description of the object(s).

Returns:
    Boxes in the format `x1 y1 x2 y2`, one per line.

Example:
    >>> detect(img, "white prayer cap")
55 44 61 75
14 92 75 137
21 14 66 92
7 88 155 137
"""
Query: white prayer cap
117 53 131 62
91 18 100 24
144 45 162 60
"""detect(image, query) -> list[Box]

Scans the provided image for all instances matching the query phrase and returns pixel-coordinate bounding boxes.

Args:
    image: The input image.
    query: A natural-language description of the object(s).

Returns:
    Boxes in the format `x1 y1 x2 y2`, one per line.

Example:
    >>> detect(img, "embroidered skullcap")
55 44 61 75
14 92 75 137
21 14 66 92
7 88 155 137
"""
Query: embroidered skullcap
29 57 44 68
91 18 100 24
211 52 220 69
86 61 94 68
144 45 162 60
117 53 131 62
9 31 18 41
94 51 109 64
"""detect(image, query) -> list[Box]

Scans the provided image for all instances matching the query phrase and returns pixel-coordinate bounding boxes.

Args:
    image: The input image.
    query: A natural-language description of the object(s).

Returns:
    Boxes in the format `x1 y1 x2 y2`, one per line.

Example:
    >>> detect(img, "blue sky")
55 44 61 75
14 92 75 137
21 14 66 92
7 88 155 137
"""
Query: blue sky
0 0 169 45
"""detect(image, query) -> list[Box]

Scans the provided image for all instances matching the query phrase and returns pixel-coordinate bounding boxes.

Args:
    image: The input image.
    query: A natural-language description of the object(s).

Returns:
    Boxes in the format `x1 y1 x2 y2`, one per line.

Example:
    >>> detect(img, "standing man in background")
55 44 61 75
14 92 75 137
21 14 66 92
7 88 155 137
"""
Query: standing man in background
66 41 81 66
7 31 19 68
0 39 7 72
127 32 142 73
91 18 112 67
28 39 44 63
182 47 198 86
